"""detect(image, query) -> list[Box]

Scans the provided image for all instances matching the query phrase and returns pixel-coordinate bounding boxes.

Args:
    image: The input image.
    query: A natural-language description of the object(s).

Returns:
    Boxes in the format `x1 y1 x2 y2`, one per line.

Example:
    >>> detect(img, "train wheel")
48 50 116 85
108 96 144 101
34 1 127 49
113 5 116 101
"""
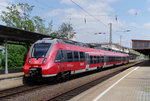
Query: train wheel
55 73 63 82
55 71 71 82
97 66 103 71
65 71 71 80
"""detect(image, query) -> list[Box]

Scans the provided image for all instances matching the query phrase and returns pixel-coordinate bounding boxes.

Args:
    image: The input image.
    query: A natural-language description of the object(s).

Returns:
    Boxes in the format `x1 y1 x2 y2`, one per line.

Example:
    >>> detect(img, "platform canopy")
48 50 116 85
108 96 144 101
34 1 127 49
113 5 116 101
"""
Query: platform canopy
0 25 51 74
0 24 50 44
132 40 150 56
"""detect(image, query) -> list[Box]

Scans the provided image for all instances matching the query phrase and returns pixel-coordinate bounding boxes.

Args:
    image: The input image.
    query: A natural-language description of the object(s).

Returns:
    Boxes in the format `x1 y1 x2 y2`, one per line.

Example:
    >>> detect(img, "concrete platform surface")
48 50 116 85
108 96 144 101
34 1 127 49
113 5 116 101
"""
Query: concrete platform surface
0 72 23 80
70 60 150 101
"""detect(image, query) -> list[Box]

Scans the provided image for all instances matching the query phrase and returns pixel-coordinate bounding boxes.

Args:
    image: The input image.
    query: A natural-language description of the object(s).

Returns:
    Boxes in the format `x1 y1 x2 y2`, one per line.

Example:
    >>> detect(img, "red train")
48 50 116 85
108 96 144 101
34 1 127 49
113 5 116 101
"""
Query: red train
23 38 129 82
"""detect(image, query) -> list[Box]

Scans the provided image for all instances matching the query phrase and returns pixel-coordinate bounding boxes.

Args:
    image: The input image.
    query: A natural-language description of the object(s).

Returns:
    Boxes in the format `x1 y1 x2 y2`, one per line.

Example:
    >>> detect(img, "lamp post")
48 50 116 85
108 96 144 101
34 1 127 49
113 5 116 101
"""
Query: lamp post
116 30 130 46
95 23 112 49
120 30 130 47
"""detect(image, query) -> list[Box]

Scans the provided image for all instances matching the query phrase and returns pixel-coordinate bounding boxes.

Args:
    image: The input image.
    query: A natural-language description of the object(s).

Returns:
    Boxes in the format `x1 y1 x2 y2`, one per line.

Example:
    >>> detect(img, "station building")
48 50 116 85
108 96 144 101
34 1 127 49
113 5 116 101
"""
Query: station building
88 42 141 60
132 40 150 56
88 42 130 53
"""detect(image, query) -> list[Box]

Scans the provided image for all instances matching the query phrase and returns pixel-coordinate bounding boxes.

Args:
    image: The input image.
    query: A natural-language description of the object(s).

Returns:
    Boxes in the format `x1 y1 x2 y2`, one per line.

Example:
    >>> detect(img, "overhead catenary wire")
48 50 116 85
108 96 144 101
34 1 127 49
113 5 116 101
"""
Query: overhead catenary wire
70 0 108 28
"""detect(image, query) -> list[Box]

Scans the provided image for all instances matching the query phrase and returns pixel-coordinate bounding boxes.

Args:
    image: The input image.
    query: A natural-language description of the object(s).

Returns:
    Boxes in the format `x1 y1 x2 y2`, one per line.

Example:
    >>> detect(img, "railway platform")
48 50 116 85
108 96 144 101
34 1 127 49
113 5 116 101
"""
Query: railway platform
70 60 150 101
0 72 23 80
0 72 23 91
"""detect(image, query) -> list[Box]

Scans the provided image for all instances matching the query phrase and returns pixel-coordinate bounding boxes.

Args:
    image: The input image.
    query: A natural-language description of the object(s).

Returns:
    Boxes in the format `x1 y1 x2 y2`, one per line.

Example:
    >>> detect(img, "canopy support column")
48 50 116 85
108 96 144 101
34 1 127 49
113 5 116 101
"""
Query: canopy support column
5 40 8 74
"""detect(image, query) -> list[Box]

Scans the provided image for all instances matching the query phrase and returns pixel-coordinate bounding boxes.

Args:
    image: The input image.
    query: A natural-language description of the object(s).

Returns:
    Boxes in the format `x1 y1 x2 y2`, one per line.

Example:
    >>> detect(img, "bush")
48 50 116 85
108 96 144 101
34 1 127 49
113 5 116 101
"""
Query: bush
0 52 5 69
0 44 28 69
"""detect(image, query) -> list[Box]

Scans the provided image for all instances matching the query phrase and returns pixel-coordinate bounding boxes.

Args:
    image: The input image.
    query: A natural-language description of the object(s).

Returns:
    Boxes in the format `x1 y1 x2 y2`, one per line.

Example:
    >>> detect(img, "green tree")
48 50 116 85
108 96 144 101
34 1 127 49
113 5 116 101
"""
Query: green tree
0 3 53 69
50 23 75 39
1 3 52 34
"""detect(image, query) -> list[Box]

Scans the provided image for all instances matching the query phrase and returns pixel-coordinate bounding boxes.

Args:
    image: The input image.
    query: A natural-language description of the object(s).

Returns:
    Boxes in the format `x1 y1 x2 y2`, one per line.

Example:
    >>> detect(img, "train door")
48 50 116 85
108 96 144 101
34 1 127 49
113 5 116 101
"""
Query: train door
85 53 89 71
55 50 64 73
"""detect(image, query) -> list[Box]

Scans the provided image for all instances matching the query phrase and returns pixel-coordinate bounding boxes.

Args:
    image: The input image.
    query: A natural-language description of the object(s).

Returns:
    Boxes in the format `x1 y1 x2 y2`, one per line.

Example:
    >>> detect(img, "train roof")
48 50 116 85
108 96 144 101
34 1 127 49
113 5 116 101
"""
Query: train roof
42 38 90 47
42 38 128 55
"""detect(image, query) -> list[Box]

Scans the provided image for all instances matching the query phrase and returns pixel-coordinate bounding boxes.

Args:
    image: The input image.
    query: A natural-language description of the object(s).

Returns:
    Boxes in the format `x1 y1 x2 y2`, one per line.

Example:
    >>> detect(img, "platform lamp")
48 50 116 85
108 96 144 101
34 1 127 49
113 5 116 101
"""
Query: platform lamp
120 30 131 47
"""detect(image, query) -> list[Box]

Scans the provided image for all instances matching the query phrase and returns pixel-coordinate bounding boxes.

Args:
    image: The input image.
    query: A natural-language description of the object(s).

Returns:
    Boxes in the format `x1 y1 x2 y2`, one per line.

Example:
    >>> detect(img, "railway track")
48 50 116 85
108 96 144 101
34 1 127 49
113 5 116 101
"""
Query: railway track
0 60 145 101
48 60 146 101
0 84 49 100
49 69 122 101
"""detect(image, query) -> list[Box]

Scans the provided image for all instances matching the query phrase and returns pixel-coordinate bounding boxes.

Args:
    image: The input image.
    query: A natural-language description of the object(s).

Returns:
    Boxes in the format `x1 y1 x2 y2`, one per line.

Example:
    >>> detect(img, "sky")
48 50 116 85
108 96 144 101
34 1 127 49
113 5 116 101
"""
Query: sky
1 0 150 48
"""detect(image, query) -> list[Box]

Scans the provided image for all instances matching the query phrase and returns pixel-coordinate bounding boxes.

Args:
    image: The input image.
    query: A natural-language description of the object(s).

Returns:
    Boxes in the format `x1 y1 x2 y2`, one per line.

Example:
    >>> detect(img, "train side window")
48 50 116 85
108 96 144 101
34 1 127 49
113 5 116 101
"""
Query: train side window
97 56 100 63
113 57 115 62
109 57 111 62
90 56 93 64
99 56 101 63
116 57 119 61
62 50 67 62
108 56 110 62
55 50 63 63
94 56 97 64
74 51 79 62
106 56 108 62
101 56 104 63
80 52 85 61
66 50 73 62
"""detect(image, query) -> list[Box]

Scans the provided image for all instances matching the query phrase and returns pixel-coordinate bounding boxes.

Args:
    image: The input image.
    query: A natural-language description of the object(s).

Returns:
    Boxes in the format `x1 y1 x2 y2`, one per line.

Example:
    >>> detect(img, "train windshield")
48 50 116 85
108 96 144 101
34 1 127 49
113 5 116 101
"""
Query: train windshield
31 43 51 58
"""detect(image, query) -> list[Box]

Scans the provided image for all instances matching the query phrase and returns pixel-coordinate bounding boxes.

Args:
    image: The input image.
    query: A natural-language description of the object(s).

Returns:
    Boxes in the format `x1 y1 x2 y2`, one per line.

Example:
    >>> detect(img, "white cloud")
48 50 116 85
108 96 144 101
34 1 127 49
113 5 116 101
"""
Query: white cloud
0 0 14 25
0 0 14 7
128 9 140 15
0 0 14 14
61 0 117 5
147 7 150 12
60 0 73 5
45 0 131 45
131 22 150 29
142 22 150 29
45 8 76 17
0 1 8 12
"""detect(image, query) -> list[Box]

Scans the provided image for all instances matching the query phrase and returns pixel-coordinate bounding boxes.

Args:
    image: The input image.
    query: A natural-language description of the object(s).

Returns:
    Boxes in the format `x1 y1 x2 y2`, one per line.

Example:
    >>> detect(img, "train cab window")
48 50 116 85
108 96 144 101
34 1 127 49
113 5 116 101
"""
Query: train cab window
55 50 63 63
66 50 73 62
31 43 51 58
80 52 85 61
74 51 79 62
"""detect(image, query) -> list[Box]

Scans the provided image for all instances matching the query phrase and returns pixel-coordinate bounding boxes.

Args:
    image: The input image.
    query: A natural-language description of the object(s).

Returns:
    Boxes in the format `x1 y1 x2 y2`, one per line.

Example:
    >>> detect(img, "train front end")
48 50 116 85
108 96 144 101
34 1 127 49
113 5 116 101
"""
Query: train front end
23 39 58 82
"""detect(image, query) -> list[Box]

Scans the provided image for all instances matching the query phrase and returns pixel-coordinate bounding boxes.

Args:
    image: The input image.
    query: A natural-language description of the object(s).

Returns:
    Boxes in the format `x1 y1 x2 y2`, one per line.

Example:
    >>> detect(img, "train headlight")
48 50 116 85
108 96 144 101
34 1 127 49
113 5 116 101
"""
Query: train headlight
28 58 31 64
42 58 47 64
